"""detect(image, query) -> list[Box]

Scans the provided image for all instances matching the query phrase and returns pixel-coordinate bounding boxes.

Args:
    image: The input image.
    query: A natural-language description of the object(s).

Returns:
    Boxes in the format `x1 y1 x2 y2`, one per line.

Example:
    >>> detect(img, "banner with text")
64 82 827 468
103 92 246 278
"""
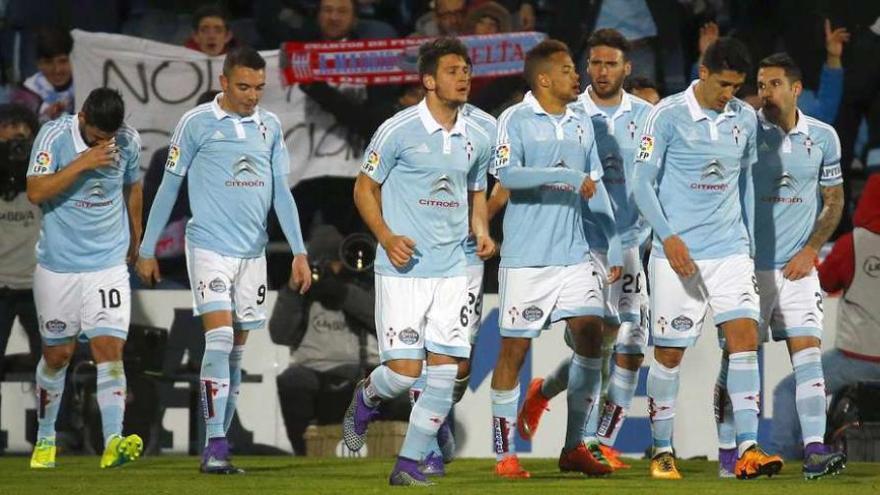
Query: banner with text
71 30 362 185
281 32 546 85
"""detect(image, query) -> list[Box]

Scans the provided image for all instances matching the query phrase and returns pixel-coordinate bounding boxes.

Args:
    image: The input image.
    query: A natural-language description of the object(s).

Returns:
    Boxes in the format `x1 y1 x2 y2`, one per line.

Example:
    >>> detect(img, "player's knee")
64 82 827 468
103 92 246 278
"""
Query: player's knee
43 346 73 369
457 359 471 379
654 347 684 368
615 352 643 371
90 336 125 362
385 358 423 378
499 337 531 364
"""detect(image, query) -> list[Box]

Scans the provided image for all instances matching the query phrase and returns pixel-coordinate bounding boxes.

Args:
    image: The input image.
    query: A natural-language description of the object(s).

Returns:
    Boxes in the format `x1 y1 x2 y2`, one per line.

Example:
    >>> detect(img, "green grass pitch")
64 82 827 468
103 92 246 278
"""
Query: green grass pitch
2 456 878 494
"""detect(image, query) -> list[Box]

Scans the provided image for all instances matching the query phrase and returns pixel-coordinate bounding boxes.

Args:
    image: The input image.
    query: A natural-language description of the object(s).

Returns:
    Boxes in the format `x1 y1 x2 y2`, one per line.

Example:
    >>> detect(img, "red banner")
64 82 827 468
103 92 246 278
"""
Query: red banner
280 32 547 86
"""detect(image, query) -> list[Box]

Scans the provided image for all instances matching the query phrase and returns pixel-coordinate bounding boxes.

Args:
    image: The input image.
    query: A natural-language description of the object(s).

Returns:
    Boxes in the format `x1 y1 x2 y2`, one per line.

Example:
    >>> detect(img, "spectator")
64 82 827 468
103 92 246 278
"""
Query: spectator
465 1 512 35
624 76 660 105
12 27 74 124
184 5 237 56
256 0 396 49
412 0 466 37
770 174 880 459
269 225 379 455
0 104 42 374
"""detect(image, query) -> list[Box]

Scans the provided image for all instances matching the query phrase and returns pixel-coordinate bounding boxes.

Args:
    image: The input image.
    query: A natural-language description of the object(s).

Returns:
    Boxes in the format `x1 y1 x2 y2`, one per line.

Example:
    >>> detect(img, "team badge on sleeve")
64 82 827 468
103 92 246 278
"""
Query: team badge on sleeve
362 150 380 174
636 135 654 161
165 145 181 169
494 143 510 167
32 151 52 174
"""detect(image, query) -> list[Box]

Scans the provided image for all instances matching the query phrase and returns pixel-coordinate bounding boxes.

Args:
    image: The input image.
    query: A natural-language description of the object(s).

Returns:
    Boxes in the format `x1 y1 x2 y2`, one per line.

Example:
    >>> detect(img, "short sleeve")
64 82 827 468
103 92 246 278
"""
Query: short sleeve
493 109 524 175
819 127 843 187
360 120 399 183
468 136 491 191
633 105 671 171
165 111 201 177
27 122 62 177
741 114 758 169
269 117 290 177
121 128 142 185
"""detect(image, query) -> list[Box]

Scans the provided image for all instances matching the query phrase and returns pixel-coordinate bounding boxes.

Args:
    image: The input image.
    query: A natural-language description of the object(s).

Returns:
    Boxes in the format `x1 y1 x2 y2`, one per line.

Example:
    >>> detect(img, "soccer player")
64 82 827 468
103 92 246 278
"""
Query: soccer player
516 29 653 471
26 88 144 469
410 101 497 477
137 46 311 474
714 52 846 479
342 37 494 486
632 37 783 479
490 39 621 479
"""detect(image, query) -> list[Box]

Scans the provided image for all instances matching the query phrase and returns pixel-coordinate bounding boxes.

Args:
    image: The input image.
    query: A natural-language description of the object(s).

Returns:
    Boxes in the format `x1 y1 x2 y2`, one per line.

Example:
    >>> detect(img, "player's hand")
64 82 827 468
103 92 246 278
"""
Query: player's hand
290 254 312 294
782 246 818 281
607 266 622 284
79 139 118 170
475 234 496 260
663 235 697 278
579 177 596 199
383 235 416 268
136 257 161 287
825 19 850 63
698 22 720 55
127 236 140 265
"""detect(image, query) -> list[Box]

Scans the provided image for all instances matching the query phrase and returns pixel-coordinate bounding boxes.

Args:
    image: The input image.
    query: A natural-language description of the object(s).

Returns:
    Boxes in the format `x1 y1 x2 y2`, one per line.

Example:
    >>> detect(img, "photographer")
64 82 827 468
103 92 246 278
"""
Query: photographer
0 104 41 372
269 225 380 455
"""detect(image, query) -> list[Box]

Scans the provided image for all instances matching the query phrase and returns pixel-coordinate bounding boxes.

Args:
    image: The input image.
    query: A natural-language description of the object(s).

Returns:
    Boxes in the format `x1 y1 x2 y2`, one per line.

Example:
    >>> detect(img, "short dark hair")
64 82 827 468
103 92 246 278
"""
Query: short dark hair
192 4 230 30
81 88 125 133
524 39 570 87
624 76 658 93
759 52 803 83
417 37 471 78
222 46 266 76
587 28 630 57
196 90 221 106
0 104 39 137
35 27 73 60
701 36 751 75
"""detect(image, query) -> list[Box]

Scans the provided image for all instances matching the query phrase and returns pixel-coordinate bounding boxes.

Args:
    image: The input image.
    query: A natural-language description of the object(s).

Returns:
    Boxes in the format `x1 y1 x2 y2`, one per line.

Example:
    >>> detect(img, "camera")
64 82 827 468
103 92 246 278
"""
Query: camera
0 137 33 200
310 233 376 283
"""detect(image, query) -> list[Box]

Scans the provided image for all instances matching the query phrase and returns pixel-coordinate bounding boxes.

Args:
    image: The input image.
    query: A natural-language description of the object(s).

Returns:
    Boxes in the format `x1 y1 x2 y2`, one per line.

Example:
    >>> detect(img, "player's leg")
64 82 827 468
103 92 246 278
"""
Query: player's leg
389 275 469 486
712 256 782 479
776 272 845 479
343 274 423 452
30 265 80 468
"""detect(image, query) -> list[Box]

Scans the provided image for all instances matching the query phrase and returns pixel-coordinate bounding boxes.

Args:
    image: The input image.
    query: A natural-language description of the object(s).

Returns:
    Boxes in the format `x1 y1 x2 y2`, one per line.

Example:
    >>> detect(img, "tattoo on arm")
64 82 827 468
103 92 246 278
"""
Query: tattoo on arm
807 184 844 251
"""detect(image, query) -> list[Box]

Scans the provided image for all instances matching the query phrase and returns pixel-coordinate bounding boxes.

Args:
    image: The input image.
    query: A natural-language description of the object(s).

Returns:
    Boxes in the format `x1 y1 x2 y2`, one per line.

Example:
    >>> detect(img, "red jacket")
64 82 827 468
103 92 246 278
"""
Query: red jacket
818 174 880 292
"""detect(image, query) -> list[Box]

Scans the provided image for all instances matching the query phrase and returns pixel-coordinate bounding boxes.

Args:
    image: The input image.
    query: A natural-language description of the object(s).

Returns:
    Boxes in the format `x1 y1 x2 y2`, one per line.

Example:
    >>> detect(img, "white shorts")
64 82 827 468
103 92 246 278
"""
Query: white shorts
185 246 268 330
465 263 485 345
33 264 130 346
499 261 605 339
649 253 759 348
374 274 469 361
757 269 824 342
592 247 648 354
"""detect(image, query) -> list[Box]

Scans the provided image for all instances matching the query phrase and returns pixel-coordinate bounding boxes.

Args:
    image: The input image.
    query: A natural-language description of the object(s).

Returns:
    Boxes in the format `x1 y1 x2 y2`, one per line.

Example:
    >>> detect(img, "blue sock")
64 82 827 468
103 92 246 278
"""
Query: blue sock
96 360 126 446
408 366 441 460
491 387 519 461
364 365 417 407
647 361 679 454
565 354 602 449
714 355 736 449
597 364 638 446
223 344 244 434
35 357 68 440
792 347 826 448
728 351 760 455
201 327 233 440
399 364 456 461
541 356 570 399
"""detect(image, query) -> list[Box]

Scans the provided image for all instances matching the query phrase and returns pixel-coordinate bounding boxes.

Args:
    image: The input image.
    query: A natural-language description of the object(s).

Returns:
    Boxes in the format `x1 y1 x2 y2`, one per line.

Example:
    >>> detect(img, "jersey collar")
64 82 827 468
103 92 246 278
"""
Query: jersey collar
685 80 739 122
417 98 467 137
758 107 809 136
70 116 88 153
523 91 577 123
211 92 262 124
579 86 633 120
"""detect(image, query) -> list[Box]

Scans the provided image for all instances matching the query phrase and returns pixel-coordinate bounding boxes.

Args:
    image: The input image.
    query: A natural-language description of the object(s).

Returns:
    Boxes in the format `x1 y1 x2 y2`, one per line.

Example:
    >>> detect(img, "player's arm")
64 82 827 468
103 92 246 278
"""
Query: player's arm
354 128 414 269
124 182 143 264
469 136 495 260
632 110 695 277
739 119 757 259
585 139 622 282
26 138 117 204
487 182 509 221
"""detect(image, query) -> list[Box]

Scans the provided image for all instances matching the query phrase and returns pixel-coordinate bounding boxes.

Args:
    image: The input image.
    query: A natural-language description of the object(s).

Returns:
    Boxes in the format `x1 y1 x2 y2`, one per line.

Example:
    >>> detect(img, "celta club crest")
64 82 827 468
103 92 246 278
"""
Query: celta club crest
259 122 268 142
804 137 813 157
465 140 474 161
576 124 585 145
732 124 741 145
626 120 637 140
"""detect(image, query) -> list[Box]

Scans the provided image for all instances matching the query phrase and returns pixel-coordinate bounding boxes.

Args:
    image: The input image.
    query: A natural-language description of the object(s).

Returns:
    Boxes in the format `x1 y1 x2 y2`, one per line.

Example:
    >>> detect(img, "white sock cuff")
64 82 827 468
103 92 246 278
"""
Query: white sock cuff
791 347 822 368
426 364 457 387
491 387 520 405
384 366 419 392
205 326 234 352
572 354 603 370
650 361 680 378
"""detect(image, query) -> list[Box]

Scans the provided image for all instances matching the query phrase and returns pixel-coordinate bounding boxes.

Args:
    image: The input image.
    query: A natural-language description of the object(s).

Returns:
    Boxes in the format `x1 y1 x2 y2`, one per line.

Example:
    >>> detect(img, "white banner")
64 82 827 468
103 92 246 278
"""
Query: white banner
70 30 362 185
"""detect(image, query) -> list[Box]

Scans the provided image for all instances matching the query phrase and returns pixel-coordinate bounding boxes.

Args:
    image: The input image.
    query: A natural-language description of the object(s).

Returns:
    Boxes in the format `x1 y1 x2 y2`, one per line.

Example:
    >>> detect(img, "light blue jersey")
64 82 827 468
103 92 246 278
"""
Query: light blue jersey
164 95 289 258
460 103 497 266
578 88 653 251
633 81 758 260
28 115 141 272
494 92 604 268
361 99 493 278
754 108 843 270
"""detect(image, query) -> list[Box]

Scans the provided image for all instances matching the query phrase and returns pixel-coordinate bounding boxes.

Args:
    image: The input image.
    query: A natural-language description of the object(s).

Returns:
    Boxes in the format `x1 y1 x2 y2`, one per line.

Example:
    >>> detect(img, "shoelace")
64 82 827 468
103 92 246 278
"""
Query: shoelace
659 455 675 471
